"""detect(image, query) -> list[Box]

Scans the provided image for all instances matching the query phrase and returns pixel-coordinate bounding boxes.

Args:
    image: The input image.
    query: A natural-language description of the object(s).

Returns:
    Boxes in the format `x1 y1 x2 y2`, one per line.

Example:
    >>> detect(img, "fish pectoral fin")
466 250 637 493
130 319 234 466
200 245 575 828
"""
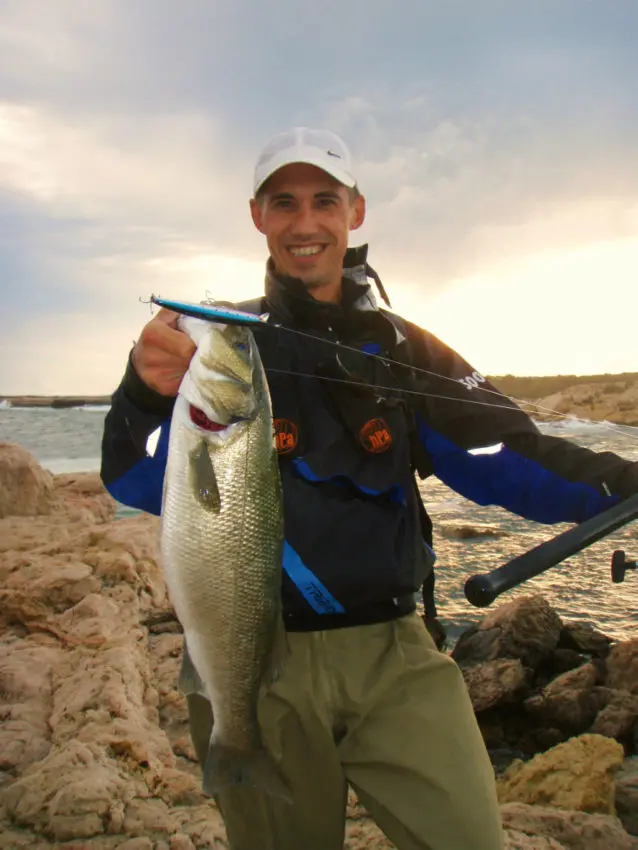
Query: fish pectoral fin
189 441 221 513
202 738 292 804
179 642 208 696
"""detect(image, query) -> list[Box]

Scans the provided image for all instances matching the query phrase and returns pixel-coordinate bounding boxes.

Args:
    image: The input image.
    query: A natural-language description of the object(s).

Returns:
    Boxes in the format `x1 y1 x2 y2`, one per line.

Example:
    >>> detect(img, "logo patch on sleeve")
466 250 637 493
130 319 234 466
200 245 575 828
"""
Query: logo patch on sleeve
274 418 299 454
359 418 393 453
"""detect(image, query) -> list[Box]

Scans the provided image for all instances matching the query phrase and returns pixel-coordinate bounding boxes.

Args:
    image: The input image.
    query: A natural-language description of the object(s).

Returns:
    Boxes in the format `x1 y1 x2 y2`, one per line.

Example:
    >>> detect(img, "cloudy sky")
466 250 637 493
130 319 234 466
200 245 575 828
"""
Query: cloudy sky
1 0 637 394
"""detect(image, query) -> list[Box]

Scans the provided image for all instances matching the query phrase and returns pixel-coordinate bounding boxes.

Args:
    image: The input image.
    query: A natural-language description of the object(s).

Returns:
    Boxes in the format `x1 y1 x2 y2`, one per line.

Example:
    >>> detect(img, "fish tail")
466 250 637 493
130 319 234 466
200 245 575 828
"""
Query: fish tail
202 740 292 803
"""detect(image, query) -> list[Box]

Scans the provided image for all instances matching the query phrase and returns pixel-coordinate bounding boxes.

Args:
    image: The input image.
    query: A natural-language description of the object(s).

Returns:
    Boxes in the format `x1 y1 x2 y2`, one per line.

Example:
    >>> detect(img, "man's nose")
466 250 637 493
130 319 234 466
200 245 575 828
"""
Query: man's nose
290 201 318 235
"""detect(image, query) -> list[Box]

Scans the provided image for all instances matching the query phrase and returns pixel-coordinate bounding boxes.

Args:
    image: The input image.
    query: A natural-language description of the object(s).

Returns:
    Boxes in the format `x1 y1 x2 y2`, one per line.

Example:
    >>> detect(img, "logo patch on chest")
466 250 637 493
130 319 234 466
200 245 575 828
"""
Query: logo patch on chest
359 418 393 453
274 418 299 454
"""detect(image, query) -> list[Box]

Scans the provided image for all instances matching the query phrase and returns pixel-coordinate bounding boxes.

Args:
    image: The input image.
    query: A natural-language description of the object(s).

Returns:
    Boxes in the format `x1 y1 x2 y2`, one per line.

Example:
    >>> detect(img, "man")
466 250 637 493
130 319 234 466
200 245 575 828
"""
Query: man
101 127 638 850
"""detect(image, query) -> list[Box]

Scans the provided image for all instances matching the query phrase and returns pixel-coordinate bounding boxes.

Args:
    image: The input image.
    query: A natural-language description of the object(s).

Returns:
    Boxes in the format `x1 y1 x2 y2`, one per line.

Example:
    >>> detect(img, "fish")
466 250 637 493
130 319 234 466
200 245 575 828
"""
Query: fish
160 315 290 801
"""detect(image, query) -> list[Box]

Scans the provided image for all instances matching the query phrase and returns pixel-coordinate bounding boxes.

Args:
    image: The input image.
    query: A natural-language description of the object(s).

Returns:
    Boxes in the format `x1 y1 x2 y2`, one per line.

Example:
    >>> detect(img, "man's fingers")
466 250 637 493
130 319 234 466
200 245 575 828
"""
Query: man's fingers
153 308 181 328
142 314 197 359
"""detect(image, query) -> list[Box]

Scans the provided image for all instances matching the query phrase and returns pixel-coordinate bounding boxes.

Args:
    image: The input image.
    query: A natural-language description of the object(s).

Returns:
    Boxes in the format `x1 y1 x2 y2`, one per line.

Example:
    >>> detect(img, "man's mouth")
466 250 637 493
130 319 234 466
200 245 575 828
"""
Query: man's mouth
288 245 325 258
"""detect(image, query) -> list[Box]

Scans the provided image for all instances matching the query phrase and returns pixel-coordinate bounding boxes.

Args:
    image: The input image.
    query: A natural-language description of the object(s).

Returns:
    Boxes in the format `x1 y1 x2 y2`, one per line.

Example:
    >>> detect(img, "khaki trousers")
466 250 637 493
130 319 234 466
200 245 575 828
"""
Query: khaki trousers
187 613 504 850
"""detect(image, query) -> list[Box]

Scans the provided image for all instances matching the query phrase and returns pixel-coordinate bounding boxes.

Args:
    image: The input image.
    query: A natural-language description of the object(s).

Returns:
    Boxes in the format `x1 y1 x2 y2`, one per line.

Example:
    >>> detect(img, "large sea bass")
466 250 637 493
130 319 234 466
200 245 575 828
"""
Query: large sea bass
160 316 289 800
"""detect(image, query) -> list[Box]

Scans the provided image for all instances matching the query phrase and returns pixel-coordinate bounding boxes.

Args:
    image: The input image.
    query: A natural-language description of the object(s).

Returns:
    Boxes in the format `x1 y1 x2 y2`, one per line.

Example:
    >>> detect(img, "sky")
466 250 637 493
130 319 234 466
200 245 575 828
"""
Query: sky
1 0 637 394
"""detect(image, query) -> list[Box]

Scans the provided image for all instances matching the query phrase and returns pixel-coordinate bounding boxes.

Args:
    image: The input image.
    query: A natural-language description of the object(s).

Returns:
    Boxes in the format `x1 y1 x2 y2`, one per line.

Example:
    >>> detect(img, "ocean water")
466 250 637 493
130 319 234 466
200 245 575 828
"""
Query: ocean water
1 404 637 643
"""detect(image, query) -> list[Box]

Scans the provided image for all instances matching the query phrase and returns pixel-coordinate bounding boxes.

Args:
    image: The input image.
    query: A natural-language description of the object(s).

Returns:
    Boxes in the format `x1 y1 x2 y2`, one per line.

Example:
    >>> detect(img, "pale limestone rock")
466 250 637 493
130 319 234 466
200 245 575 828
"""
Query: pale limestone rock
453 594 562 668
461 658 528 712
606 639 638 694
615 757 638 837
0 443 54 518
535 381 638 426
500 802 637 849
497 734 625 814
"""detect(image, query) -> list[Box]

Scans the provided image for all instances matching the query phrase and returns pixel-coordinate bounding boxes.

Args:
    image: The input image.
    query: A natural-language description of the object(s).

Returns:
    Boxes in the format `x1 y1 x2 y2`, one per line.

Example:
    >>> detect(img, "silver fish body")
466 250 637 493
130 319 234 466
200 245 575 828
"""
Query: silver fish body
160 318 288 799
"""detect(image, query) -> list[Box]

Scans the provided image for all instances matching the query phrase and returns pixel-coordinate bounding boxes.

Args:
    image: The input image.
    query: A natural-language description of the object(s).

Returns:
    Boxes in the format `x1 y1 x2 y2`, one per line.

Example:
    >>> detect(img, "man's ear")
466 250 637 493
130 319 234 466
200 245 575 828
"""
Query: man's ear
350 194 366 231
250 198 265 234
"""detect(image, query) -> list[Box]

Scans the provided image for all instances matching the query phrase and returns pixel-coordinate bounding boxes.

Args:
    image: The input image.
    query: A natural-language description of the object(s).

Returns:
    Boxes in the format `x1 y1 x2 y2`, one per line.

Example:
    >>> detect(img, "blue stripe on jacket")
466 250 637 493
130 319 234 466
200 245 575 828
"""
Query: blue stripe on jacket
105 419 171 516
415 414 618 525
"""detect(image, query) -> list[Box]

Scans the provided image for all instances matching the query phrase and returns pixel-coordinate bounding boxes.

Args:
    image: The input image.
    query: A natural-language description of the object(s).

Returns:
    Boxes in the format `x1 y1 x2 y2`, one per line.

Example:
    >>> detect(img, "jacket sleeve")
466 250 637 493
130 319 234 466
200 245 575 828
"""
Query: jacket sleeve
100 351 175 516
405 321 638 525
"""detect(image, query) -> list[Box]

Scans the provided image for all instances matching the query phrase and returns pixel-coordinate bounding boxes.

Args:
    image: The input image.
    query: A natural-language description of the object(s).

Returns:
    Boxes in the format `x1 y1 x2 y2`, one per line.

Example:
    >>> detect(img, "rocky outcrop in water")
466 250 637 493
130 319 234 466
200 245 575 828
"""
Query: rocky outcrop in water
1 442 637 849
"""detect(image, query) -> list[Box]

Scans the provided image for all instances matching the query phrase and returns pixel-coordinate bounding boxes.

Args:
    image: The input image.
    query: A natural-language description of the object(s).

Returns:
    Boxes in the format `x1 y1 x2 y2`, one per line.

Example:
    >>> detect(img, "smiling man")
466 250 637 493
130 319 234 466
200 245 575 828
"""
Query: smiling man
250 130 365 303
101 127 638 850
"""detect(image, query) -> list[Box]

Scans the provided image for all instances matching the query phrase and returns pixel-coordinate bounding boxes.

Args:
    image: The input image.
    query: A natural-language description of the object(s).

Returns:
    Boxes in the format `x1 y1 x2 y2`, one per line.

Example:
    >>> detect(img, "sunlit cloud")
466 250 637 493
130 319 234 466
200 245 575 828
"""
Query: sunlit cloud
0 0 637 393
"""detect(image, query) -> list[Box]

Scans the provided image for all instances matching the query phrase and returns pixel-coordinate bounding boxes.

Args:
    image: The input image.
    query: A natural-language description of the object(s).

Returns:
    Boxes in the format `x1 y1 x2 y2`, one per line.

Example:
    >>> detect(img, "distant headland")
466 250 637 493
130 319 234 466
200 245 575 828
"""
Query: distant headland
0 395 111 408
2 371 638 424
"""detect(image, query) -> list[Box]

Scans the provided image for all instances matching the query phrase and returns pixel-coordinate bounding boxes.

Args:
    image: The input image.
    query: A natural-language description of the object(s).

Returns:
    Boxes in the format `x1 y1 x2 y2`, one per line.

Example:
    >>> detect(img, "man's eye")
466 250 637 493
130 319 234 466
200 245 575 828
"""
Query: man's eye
318 198 336 207
273 199 292 209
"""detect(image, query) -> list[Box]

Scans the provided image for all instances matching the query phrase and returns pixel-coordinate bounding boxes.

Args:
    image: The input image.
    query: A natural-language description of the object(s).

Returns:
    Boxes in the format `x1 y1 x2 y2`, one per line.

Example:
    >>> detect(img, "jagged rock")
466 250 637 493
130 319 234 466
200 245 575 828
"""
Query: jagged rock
452 594 562 668
497 734 625 814
500 802 637 849
606 639 638 694
592 692 638 741
461 659 528 712
615 756 638 837
0 443 55 518
523 664 610 734
524 688 604 734
559 621 613 657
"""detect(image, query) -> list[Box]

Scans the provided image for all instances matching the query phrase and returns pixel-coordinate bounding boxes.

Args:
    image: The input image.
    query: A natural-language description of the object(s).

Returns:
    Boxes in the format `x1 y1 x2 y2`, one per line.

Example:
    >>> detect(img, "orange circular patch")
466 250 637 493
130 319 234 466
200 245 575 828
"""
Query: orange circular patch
274 418 299 454
359 418 393 453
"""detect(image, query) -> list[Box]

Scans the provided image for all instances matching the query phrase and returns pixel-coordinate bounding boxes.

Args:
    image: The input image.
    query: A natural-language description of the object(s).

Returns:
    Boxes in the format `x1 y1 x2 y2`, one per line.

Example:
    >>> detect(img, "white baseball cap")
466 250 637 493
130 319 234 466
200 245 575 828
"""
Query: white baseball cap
253 127 358 195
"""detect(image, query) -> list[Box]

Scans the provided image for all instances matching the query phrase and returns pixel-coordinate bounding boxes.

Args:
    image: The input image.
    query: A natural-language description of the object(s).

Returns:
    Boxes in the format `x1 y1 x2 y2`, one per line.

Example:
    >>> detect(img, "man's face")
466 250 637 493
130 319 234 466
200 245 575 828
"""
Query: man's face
250 163 365 298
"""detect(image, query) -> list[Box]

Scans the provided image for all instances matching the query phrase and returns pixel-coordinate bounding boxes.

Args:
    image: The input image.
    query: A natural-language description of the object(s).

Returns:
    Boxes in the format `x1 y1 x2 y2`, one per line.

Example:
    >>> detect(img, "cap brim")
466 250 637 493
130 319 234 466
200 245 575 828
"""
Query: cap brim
253 145 356 195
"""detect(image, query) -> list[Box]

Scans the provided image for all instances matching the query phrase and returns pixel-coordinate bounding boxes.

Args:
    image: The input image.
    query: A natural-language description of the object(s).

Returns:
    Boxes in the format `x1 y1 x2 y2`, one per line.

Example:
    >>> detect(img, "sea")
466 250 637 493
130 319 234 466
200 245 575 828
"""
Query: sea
1 402 637 644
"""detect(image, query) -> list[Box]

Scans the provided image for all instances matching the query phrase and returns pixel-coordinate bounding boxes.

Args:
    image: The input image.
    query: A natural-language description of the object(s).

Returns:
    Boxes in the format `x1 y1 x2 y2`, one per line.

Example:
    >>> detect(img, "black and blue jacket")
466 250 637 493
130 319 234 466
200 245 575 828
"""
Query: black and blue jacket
100 246 638 631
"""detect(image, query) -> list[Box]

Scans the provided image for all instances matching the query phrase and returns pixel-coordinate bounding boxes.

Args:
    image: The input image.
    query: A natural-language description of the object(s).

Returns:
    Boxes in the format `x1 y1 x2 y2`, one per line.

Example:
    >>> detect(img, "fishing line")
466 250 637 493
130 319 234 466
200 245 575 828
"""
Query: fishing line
260 324 638 442
264 366 638 444
147 297 638 443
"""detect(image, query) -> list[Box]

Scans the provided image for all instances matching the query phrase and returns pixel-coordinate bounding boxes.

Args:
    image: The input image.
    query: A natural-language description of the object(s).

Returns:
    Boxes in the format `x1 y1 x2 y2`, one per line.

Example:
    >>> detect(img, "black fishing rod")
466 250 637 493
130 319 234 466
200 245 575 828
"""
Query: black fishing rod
464 492 638 607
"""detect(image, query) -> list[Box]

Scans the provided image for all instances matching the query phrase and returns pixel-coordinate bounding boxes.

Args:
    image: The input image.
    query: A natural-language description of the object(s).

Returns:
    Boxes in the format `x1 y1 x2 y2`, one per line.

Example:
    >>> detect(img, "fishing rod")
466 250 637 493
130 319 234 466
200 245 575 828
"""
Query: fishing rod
464 492 638 607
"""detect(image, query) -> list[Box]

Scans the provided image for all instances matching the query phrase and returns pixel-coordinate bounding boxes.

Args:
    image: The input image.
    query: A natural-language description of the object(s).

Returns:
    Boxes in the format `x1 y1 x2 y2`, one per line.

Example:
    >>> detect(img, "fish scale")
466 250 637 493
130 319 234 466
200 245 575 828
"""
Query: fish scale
159 320 290 799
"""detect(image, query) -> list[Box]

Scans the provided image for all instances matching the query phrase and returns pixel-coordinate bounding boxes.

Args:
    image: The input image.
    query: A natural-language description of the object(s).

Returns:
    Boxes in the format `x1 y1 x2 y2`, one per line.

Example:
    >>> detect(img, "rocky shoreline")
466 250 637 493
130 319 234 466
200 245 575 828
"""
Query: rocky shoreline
1 441 637 849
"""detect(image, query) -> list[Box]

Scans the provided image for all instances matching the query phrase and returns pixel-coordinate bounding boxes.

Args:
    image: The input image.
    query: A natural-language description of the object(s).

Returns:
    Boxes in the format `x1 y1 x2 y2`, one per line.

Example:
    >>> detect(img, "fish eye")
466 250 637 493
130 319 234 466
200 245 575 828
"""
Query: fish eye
233 341 249 353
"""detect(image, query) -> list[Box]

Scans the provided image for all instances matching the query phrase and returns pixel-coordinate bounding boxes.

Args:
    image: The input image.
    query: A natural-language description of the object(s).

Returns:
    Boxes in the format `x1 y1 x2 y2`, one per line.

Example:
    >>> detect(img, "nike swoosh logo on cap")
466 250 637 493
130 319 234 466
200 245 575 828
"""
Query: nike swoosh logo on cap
326 150 342 158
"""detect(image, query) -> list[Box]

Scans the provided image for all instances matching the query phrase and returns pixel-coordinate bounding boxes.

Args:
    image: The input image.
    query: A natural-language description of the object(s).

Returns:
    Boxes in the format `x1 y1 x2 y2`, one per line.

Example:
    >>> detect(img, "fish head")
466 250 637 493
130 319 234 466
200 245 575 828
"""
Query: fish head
179 317 260 427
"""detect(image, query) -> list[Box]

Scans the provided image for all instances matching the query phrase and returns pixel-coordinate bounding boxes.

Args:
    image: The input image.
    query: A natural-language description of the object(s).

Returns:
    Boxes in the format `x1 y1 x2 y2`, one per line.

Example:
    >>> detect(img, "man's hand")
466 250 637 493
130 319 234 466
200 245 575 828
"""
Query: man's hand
132 309 197 397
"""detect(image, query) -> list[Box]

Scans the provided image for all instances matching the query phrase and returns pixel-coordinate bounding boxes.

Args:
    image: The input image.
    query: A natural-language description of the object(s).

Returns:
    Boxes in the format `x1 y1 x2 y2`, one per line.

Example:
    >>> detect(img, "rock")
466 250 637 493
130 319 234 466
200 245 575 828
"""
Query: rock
438 522 507 539
615 757 638 837
547 648 589 675
524 688 603 735
500 802 637 849
559 621 613 657
523 664 609 734
461 659 528 712
535 381 638 427
53 471 117 523
497 734 625 814
606 639 638 694
0 443 55 518
452 594 562 668
592 692 638 741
